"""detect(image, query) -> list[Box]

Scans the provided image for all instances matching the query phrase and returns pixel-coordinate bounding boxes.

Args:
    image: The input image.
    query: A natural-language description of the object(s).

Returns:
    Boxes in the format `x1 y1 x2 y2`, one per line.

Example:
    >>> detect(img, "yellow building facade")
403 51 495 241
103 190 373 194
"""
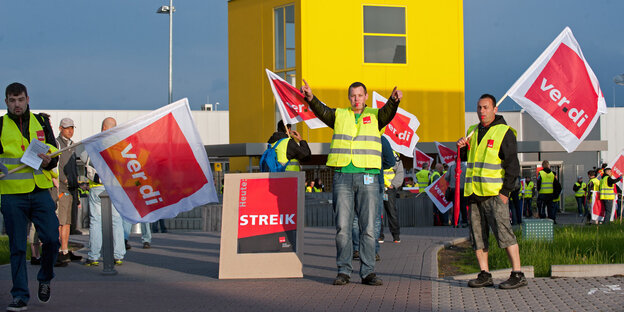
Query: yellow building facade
228 0 464 171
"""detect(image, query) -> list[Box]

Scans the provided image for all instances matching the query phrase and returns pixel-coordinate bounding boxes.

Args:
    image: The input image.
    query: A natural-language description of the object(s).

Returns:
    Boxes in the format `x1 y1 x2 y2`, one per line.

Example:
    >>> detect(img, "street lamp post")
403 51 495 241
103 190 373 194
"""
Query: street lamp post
157 0 174 104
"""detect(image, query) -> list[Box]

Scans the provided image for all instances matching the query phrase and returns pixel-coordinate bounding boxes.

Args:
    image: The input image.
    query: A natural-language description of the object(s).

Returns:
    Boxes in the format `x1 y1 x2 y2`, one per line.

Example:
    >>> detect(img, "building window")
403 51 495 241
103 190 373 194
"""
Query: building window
363 6 406 64
275 4 296 79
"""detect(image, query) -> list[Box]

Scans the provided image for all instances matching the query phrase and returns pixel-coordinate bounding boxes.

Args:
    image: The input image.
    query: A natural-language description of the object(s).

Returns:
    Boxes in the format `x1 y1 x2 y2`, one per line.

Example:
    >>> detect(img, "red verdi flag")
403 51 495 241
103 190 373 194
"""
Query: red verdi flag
266 69 326 129
608 149 624 190
425 172 452 214
435 142 456 165
82 99 219 223
506 27 607 153
372 91 420 157
413 147 433 170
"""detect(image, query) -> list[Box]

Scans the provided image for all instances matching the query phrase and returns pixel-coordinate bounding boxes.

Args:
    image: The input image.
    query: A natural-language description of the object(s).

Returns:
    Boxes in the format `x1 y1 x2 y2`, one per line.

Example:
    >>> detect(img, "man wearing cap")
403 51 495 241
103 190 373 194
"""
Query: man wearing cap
56 117 82 264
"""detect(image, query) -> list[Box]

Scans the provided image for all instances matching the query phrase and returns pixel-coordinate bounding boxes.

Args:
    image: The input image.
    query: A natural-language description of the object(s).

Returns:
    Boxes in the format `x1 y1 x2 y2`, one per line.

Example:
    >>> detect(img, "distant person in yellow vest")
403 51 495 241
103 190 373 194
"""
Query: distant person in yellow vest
313 178 324 192
306 180 315 193
537 160 555 219
267 120 311 171
2 82 60 310
457 93 526 290
586 170 601 222
404 177 415 187
415 162 431 191
573 176 587 217
600 168 622 224
522 176 535 218
302 79 402 286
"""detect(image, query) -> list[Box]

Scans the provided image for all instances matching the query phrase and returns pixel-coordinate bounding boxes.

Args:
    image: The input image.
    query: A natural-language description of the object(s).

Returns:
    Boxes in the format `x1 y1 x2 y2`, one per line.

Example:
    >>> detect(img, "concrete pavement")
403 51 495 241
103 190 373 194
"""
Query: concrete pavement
1 213 623 311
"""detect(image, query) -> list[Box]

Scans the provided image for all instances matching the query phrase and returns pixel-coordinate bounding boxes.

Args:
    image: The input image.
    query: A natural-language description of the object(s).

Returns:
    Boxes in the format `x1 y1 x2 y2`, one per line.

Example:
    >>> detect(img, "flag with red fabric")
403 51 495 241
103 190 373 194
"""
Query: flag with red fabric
266 69 326 129
413 147 433 170
82 99 219 223
607 149 624 190
506 27 607 153
425 172 452 214
435 142 456 165
372 91 420 157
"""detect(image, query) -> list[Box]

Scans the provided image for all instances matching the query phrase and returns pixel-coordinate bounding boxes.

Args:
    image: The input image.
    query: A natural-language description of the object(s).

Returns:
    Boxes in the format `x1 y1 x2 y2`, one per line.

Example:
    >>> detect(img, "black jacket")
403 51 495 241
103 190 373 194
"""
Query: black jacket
459 115 519 199
267 132 311 163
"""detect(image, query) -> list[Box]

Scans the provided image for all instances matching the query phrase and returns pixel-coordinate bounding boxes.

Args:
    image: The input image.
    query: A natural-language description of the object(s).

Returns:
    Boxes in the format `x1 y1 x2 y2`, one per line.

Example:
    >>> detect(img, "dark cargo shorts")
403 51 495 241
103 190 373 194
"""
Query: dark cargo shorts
469 195 517 250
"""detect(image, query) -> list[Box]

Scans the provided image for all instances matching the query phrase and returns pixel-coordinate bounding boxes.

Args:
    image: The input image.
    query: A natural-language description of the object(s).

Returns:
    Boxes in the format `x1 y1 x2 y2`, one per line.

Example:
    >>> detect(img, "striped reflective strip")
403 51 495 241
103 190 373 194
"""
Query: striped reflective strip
352 135 381 143
465 176 503 184
3 172 34 181
332 134 353 141
329 148 381 156
0 158 22 165
466 162 501 170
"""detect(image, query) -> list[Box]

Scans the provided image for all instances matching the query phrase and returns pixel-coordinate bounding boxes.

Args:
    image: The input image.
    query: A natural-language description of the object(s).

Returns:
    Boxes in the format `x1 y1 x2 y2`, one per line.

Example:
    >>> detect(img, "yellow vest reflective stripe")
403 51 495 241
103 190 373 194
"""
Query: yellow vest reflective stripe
416 170 430 189
523 181 534 198
575 182 587 197
553 196 560 202
600 176 615 200
327 108 382 169
383 151 399 187
273 138 300 171
464 124 514 197
538 170 554 194
589 178 601 192
0 114 55 194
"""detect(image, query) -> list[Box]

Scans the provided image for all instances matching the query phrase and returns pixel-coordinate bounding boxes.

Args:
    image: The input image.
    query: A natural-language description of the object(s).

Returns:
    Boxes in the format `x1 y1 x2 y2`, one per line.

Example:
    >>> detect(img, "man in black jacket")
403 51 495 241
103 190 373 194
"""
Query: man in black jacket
266 120 311 171
457 94 525 289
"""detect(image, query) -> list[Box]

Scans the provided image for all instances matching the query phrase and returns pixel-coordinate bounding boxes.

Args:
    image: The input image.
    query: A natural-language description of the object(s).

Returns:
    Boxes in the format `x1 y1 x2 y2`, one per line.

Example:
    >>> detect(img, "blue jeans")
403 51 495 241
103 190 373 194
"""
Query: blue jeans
1 190 60 302
576 196 586 215
123 219 152 243
352 199 382 254
333 172 379 278
88 186 126 260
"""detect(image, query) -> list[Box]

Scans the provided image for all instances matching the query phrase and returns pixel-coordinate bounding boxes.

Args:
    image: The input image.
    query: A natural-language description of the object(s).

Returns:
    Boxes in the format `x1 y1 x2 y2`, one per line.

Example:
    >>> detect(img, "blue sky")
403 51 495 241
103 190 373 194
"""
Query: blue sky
1 1 623 111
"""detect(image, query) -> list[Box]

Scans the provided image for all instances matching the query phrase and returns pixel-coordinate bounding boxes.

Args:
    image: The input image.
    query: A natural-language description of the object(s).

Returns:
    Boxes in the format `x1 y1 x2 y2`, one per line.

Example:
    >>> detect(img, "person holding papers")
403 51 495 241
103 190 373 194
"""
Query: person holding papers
1 83 60 311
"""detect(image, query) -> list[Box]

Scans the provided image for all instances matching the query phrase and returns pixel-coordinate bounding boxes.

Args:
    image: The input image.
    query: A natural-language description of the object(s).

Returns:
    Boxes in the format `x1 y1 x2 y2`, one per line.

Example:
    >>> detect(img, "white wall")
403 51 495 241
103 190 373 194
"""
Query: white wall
31 110 229 145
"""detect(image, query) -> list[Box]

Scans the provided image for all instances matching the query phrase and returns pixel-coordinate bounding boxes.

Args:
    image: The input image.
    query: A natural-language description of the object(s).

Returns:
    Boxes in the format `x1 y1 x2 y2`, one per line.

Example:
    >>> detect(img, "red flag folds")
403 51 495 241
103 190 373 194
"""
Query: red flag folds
372 91 420 157
413 147 433 170
266 69 326 129
506 27 607 153
435 142 456 165
425 172 452 214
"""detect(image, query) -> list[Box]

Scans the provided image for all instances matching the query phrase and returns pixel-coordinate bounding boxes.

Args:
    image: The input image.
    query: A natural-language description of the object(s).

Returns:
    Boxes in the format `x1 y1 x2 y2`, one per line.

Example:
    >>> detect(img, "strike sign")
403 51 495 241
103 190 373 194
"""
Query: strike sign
413 147 433 170
607 149 624 189
435 142 456 165
506 27 607 153
425 173 452 214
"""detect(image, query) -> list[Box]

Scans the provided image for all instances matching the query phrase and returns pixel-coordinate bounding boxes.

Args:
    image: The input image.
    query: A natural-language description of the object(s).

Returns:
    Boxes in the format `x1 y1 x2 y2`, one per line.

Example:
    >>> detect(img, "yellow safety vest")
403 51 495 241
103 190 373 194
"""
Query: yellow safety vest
464 124 515 197
589 178 601 192
0 113 56 194
523 181 534 198
305 186 313 193
415 170 430 189
600 176 615 200
430 171 441 184
553 196 560 203
273 138 300 171
574 182 587 197
538 170 555 194
327 108 381 169
313 187 322 192
383 151 399 187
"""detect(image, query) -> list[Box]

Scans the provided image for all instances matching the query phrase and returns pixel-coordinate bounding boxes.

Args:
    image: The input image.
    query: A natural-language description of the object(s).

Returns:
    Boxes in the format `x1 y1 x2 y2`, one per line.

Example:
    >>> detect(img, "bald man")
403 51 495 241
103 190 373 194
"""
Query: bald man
85 117 126 266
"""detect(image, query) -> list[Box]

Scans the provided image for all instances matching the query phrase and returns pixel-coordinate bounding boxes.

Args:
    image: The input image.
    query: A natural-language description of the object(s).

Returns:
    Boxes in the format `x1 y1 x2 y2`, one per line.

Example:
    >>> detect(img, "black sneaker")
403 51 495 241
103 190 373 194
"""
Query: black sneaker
499 271 528 289
143 242 151 249
332 273 350 285
54 255 68 267
30 257 41 265
84 259 99 266
6 298 27 311
125 239 131 250
68 251 82 261
375 254 381 261
38 282 51 303
353 250 360 260
58 252 70 263
468 270 493 288
362 273 383 286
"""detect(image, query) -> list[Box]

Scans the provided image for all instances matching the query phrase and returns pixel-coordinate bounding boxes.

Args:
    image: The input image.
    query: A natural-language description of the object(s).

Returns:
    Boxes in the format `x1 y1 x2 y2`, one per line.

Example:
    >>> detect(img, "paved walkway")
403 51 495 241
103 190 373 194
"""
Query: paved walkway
1 212 623 311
